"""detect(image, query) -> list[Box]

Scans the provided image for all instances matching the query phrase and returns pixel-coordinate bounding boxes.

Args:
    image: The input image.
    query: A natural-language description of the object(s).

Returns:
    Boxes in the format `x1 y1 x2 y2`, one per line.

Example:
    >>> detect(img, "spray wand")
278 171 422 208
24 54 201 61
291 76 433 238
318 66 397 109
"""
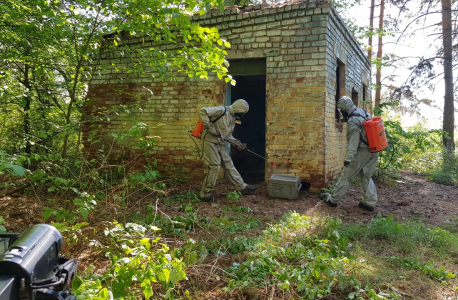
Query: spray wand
224 137 267 161
188 119 267 160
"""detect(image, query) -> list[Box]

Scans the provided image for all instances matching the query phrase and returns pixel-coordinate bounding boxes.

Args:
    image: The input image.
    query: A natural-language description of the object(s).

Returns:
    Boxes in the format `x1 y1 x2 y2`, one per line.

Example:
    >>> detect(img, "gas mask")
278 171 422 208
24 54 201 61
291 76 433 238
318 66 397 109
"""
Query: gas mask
340 110 349 122
234 112 246 124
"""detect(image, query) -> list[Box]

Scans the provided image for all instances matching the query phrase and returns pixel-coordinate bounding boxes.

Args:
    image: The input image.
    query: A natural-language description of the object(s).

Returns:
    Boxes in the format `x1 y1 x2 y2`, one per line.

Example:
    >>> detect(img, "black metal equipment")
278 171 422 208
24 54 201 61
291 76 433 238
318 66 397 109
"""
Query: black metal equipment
0 224 77 300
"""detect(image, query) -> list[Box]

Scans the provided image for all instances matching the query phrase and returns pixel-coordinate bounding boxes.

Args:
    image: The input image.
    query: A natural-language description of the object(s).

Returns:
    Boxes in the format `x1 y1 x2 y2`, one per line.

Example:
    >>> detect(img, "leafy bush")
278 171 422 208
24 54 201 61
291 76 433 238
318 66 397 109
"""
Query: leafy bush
428 169 456 185
425 150 458 185
375 103 444 175
0 150 26 176
225 213 361 299
73 222 186 300
0 216 6 232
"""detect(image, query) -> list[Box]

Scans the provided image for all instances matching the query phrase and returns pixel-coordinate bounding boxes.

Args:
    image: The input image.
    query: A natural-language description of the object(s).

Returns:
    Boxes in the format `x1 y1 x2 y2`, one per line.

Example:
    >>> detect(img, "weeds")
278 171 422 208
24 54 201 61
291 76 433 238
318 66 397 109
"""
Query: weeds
385 256 456 282
2 103 458 299
226 191 241 201
73 222 186 300
0 216 5 232
225 213 357 299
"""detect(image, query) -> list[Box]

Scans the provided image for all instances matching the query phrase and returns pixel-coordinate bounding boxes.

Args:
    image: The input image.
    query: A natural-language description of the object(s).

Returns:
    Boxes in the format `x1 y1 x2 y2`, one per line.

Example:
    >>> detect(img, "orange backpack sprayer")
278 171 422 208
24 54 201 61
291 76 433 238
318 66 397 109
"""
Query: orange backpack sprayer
349 111 388 153
191 120 204 139
188 107 267 160
363 116 388 152
188 108 227 158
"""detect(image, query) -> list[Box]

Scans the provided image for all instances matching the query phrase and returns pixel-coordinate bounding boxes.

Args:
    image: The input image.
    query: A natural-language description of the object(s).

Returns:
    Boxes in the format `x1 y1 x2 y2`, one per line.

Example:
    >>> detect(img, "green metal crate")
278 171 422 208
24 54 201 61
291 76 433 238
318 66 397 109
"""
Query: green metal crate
267 174 302 200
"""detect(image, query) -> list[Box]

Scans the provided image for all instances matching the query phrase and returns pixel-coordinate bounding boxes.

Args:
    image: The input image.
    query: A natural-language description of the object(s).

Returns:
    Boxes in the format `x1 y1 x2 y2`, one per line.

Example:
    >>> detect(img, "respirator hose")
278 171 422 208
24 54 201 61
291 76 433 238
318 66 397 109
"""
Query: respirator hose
378 140 396 170
188 131 203 159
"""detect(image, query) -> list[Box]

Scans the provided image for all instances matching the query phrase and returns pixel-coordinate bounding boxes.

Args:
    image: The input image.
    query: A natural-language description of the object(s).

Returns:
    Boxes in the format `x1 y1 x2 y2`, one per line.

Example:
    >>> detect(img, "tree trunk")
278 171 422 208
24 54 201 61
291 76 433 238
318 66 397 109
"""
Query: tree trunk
368 0 375 66
374 0 385 112
368 0 376 113
441 0 455 151
23 64 32 155
61 75 78 158
23 95 31 155
61 56 85 158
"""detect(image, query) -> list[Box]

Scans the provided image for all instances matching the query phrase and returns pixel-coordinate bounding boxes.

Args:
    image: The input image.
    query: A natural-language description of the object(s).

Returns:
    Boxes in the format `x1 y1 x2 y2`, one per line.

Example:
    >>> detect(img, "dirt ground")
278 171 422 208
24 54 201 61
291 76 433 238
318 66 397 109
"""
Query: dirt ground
194 170 458 229
1 170 458 234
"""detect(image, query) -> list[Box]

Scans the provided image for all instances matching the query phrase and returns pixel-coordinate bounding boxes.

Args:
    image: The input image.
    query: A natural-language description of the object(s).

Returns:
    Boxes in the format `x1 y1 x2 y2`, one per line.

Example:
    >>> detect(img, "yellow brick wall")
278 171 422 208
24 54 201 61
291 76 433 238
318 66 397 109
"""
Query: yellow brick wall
83 1 371 191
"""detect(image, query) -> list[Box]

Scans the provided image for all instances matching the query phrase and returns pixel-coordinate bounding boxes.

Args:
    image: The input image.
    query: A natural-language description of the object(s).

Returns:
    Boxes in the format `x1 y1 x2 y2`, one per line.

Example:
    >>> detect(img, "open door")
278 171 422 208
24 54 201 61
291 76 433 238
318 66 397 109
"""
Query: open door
226 59 266 183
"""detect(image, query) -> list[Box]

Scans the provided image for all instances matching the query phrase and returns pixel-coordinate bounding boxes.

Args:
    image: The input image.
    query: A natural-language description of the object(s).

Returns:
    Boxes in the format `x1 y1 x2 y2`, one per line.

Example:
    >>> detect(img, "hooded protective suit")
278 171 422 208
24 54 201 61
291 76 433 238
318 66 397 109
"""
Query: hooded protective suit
320 96 379 210
198 99 254 201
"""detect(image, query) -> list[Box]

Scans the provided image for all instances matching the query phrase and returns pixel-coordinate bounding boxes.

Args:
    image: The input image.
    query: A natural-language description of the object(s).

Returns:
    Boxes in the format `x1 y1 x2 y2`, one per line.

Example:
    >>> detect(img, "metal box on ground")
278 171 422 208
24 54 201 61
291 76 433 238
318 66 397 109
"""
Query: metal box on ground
267 174 302 200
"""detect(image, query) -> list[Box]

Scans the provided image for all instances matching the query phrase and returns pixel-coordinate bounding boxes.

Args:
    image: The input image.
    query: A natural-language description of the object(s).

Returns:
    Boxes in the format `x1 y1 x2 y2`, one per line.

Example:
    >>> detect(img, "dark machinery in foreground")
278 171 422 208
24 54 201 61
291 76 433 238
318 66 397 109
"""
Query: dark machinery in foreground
0 224 77 300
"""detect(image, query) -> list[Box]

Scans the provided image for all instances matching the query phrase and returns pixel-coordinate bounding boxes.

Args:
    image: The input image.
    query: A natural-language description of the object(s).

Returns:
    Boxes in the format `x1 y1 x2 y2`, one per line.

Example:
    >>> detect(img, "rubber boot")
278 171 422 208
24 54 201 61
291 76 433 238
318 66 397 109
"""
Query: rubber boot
239 185 256 195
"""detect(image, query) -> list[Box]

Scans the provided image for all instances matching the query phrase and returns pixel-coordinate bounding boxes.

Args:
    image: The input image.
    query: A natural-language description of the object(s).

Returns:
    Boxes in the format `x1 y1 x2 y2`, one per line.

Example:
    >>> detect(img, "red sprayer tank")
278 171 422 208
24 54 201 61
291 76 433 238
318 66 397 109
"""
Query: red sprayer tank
191 120 204 139
363 116 388 152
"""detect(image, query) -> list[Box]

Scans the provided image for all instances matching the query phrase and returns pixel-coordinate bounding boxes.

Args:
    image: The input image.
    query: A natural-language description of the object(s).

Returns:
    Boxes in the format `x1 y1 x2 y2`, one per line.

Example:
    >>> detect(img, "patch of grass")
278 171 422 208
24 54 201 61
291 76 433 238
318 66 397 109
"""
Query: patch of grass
428 170 456 185
210 215 260 234
338 214 458 299
224 213 363 299
341 214 458 257
384 256 456 282
441 217 458 233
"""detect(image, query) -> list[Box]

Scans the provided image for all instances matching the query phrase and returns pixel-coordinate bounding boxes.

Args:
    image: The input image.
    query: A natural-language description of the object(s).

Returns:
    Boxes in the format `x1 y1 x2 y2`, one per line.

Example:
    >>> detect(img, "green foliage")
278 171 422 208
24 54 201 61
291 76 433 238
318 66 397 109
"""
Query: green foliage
372 102 458 185
43 185 97 223
340 214 458 252
128 167 161 184
52 222 89 245
374 103 444 175
43 196 96 224
0 216 6 233
172 238 209 265
166 164 190 187
0 0 233 159
385 256 456 282
426 150 458 185
73 222 186 300
321 179 336 193
211 215 260 234
341 214 458 278
208 235 259 255
428 169 456 185
226 213 358 299
137 202 207 239
0 151 26 176
226 191 241 201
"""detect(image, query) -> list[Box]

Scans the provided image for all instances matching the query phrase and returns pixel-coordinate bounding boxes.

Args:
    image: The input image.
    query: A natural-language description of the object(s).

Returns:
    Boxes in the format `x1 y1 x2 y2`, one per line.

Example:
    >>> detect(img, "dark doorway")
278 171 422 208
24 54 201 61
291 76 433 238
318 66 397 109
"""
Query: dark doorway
227 59 266 184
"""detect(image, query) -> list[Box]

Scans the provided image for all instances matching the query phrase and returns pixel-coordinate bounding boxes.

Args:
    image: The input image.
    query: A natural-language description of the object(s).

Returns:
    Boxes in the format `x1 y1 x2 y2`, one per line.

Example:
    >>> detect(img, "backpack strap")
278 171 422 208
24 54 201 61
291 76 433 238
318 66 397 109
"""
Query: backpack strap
348 110 370 146
348 110 369 120
211 107 227 124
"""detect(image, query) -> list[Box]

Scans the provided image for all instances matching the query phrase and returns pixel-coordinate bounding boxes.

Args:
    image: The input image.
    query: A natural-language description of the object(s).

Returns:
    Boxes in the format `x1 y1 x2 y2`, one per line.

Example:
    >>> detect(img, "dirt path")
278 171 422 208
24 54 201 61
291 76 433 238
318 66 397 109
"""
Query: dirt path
195 171 458 229
2 171 458 233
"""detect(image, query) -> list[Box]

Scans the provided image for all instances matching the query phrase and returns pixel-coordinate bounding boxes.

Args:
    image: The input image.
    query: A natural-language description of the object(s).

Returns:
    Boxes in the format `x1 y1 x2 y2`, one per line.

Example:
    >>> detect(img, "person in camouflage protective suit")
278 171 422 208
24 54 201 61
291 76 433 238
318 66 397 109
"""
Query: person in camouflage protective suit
319 96 379 211
198 99 256 203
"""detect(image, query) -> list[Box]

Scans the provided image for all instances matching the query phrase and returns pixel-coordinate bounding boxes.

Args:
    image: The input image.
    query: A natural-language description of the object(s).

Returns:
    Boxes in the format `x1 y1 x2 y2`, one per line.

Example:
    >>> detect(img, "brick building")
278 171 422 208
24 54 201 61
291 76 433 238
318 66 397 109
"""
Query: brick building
83 0 371 192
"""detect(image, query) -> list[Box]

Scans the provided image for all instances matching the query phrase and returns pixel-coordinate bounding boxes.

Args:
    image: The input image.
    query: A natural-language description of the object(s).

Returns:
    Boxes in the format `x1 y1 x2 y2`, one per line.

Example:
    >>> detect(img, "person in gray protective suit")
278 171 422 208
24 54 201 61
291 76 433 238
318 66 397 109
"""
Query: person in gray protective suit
319 96 379 212
198 99 256 203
